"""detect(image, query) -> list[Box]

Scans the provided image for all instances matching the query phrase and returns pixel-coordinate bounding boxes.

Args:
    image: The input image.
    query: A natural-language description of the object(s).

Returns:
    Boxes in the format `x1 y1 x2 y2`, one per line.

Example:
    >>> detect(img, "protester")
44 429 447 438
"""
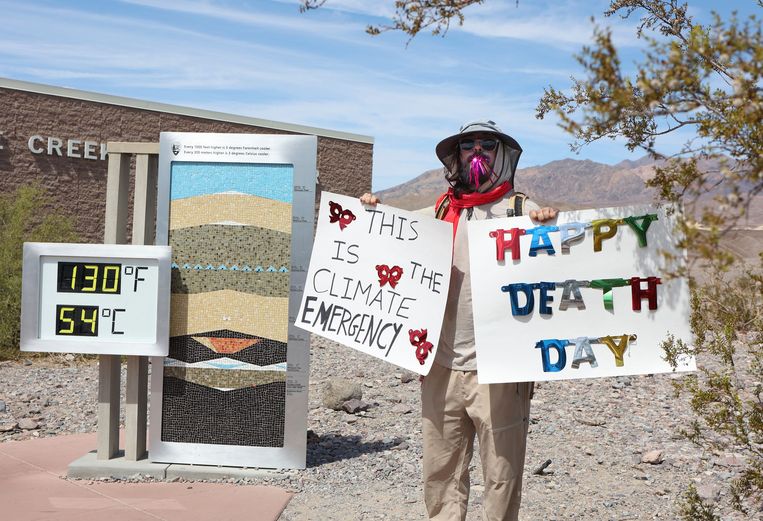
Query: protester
362 119 557 521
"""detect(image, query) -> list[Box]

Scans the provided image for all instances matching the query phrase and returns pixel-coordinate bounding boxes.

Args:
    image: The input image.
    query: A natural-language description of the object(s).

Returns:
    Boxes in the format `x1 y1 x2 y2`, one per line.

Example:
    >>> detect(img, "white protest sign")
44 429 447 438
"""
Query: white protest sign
296 192 453 374
468 205 695 383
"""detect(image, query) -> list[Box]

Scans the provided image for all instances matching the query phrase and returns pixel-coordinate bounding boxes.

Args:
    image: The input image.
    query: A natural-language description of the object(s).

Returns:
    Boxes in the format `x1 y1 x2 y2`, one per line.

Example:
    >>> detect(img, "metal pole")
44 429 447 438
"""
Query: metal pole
98 151 130 460
124 153 157 461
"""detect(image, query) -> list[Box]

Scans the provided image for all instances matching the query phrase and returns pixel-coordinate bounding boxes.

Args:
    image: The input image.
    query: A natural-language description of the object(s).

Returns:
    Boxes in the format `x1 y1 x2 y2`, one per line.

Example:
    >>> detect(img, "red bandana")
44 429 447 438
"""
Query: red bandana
435 181 512 238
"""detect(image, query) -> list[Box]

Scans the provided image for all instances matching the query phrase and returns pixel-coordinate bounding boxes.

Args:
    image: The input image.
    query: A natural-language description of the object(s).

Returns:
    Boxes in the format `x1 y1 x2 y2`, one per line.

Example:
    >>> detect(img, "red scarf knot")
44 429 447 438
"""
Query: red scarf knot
435 181 512 238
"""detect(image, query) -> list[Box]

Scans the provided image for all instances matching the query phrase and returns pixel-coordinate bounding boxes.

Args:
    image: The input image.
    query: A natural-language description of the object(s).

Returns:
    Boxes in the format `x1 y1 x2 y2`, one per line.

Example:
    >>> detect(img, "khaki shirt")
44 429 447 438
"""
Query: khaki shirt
434 193 540 371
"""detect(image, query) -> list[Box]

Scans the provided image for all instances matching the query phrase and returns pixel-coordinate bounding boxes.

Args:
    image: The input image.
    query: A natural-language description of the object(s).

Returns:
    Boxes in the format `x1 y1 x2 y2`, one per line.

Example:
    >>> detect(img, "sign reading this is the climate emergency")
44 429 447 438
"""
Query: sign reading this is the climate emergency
296 192 452 375
468 205 695 384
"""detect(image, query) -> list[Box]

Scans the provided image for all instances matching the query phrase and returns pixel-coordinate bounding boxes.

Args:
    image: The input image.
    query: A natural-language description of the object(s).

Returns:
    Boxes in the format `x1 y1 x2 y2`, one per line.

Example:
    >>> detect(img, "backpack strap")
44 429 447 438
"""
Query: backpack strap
434 193 450 220
506 191 527 217
437 191 527 219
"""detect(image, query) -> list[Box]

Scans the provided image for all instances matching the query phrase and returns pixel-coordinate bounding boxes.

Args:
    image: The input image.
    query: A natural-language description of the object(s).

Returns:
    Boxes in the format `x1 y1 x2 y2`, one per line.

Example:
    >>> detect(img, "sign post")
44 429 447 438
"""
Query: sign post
21 241 171 466
20 141 165 471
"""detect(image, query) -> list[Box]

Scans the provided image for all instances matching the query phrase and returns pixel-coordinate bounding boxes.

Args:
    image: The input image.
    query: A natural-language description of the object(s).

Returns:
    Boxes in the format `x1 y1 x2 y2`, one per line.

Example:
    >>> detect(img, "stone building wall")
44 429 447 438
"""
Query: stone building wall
0 86 373 243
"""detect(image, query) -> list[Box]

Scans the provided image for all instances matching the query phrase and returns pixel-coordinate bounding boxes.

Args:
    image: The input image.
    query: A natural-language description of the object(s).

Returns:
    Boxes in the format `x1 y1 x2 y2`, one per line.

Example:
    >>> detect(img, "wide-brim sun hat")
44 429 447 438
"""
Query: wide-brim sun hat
435 119 523 172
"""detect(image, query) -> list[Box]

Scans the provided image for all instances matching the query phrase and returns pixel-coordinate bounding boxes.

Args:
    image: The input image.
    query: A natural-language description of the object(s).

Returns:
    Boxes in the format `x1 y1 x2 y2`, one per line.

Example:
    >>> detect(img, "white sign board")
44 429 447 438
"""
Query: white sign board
468 205 694 383
21 242 171 356
296 192 452 374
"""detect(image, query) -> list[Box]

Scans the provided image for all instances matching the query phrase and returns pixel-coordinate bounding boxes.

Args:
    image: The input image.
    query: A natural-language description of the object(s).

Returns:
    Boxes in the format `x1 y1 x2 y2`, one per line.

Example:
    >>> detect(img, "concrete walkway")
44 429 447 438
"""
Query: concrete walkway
0 433 292 521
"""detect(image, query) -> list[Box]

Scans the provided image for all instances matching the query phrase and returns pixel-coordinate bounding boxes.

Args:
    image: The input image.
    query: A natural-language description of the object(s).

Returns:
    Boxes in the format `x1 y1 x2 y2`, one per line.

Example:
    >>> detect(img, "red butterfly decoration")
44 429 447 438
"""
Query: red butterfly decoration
409 328 433 365
328 201 356 230
375 264 403 288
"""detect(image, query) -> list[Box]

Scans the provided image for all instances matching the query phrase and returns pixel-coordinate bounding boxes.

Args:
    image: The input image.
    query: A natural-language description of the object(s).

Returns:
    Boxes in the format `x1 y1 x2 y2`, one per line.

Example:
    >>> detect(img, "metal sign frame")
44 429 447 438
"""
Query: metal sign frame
149 132 316 469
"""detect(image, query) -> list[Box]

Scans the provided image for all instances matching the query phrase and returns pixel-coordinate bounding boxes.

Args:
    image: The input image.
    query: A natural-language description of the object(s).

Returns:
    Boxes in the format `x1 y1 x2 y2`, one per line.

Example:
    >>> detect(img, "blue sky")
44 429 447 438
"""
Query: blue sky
0 0 755 190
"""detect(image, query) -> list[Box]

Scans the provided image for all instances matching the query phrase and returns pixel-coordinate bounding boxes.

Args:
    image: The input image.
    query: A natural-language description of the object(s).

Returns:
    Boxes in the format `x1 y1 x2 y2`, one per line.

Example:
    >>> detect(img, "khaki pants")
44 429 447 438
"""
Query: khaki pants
422 363 532 521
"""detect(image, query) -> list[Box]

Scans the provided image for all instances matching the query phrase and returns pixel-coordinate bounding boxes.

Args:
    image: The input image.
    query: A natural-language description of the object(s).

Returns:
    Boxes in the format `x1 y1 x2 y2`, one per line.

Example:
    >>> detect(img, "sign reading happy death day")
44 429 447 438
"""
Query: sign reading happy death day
468 205 695 384
296 192 452 375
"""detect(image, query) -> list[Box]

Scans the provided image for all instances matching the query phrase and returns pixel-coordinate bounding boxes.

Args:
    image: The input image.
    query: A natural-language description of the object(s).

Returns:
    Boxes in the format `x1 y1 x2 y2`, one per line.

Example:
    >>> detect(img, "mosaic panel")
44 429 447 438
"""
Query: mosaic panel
162 161 292 448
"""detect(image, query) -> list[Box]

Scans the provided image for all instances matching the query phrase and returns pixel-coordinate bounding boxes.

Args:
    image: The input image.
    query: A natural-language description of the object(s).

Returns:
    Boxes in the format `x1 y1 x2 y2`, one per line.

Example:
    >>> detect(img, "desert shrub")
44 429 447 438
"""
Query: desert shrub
0 184 78 359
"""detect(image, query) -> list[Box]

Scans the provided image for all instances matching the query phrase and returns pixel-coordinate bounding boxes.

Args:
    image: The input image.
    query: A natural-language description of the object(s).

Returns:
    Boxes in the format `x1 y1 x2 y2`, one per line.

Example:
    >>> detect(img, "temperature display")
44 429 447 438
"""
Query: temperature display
21 242 171 356
57 262 122 294
56 305 100 336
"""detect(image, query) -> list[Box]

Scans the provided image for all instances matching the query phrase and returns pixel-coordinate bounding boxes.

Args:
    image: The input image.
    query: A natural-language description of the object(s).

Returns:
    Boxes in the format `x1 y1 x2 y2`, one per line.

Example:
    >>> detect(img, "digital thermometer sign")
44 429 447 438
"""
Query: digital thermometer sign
21 243 171 355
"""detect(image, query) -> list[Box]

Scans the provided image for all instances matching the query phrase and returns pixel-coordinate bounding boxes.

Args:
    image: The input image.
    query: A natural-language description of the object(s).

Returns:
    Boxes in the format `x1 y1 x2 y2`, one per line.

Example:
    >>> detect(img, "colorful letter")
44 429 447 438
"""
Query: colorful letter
536 282 556 315
502 283 534 315
558 222 588 254
630 276 661 310
591 219 620 252
489 228 525 261
589 278 630 310
623 214 658 247
535 339 569 372
527 225 559 257
569 337 599 369
599 334 636 367
558 279 590 310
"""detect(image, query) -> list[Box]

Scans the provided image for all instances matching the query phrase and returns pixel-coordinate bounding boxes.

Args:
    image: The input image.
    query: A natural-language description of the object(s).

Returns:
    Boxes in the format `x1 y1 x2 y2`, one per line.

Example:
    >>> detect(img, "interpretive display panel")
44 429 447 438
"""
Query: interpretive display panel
468 205 694 383
150 132 316 469
20 242 171 355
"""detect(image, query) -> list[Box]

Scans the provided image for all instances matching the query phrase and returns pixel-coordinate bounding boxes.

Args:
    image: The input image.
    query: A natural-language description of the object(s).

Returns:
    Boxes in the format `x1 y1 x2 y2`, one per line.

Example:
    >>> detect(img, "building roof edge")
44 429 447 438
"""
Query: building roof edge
0 77 374 144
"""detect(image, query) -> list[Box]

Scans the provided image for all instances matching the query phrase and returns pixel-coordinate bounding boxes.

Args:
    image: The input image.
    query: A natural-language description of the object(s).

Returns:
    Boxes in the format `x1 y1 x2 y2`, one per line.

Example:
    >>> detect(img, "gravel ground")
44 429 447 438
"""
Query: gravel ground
0 339 759 521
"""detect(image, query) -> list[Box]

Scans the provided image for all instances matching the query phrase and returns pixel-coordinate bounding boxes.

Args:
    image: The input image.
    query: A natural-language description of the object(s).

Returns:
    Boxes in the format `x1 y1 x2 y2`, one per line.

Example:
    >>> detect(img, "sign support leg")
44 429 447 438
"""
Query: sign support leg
124 153 157 461
125 355 148 460
97 354 121 459
97 151 130 460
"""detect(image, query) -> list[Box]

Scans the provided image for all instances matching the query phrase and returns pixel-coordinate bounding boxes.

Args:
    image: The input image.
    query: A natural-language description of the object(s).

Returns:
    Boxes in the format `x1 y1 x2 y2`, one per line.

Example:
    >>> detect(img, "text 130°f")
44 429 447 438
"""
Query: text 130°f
56 263 149 295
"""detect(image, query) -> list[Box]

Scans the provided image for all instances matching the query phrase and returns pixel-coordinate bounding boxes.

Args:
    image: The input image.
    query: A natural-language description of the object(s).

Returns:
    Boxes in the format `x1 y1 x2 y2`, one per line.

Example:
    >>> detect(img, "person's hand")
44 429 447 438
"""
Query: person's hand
529 207 558 222
360 192 381 206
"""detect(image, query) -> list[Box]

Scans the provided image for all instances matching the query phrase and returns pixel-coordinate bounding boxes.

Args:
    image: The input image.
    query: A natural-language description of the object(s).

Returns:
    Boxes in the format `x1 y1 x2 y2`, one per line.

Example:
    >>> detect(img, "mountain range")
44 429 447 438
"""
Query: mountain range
378 156 661 211
377 156 762 223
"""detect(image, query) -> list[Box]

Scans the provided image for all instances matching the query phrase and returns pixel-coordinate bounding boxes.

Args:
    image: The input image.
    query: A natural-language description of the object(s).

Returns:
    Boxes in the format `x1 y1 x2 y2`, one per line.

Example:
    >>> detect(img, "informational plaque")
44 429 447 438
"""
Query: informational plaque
150 132 316 470
468 205 694 383
20 242 171 355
